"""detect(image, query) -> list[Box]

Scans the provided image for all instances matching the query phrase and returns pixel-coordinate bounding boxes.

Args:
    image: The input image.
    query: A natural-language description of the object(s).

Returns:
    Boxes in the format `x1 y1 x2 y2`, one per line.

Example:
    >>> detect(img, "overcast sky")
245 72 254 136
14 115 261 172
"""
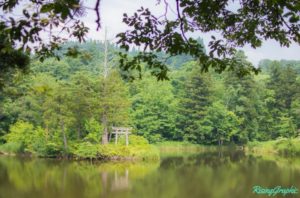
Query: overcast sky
83 0 300 66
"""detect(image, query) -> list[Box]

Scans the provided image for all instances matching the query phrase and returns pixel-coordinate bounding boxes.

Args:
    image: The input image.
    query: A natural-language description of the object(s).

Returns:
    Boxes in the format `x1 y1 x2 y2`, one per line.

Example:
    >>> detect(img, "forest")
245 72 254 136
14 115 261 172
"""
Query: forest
0 41 299 159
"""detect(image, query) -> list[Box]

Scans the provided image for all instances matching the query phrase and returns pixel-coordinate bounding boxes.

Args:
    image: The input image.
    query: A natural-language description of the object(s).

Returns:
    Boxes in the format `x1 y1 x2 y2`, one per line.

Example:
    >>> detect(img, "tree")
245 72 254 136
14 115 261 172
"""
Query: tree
267 63 299 110
176 62 213 143
97 71 131 144
0 73 59 136
43 83 74 153
68 71 98 139
264 62 300 138
291 81 300 133
201 102 240 145
223 51 261 143
275 114 297 138
130 76 177 143
0 34 30 87
0 0 93 57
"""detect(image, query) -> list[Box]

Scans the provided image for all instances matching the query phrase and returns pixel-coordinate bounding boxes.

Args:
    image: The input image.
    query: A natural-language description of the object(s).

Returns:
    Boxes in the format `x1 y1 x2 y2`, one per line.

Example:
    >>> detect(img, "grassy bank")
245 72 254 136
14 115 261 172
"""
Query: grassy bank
2 138 300 160
246 138 300 157
0 143 160 161
73 143 160 161
0 135 160 161
155 141 233 156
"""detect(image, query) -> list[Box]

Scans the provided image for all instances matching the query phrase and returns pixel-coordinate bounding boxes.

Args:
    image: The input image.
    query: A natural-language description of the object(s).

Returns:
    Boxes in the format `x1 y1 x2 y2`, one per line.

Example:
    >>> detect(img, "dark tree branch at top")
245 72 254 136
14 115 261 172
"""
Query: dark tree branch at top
95 0 101 31
116 0 300 80
175 0 188 43
0 0 299 82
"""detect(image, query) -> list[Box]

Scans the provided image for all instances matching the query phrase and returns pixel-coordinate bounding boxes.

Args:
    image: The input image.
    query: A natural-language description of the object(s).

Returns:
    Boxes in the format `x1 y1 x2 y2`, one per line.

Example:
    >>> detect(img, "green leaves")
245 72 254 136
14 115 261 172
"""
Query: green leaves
41 3 55 13
0 0 89 73
289 15 300 23
117 0 300 80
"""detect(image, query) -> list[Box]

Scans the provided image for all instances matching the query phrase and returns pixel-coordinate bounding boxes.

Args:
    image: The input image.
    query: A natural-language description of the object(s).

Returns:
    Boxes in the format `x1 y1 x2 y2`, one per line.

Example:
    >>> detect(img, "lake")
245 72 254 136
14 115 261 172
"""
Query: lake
0 150 299 198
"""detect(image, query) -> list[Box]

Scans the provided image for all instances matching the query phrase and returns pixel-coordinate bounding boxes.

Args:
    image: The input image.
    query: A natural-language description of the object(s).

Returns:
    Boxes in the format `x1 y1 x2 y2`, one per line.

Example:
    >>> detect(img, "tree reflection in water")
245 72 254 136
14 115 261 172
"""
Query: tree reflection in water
0 152 300 198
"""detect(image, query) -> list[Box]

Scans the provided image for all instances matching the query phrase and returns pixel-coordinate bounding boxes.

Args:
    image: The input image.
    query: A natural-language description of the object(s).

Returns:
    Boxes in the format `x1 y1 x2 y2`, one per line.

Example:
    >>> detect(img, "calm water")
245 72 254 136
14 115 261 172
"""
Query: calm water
0 151 299 198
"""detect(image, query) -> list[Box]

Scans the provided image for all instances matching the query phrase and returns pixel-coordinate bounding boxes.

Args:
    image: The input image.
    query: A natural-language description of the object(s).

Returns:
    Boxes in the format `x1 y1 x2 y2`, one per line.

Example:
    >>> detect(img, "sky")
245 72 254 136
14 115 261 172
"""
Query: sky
83 0 300 66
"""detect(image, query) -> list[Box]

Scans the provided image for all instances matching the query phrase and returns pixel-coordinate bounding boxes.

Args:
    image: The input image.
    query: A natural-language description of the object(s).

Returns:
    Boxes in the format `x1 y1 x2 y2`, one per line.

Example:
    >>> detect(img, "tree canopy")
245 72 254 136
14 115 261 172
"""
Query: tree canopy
117 0 300 79
0 0 299 80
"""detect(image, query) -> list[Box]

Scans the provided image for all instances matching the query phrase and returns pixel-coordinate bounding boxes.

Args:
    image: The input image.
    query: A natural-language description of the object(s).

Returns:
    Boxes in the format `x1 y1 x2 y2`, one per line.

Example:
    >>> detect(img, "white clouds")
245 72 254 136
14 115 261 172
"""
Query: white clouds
242 41 300 66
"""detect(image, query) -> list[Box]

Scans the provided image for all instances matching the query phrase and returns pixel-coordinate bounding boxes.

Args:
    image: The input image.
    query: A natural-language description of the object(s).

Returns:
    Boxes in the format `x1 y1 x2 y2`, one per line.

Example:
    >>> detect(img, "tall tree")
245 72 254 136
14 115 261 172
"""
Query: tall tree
176 63 213 143
201 102 240 145
267 63 299 111
130 76 177 143
98 71 131 144
43 83 74 153
68 71 98 139
223 51 261 143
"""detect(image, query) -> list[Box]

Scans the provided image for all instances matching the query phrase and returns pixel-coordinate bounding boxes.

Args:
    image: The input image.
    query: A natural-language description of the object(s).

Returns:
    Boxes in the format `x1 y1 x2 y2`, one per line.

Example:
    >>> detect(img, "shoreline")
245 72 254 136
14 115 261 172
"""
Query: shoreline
1 139 300 161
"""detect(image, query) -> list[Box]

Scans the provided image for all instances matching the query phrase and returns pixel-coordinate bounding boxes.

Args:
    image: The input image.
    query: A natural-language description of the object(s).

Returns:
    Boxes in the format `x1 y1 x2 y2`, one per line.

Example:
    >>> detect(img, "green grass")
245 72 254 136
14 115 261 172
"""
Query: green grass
70 142 160 161
97 144 160 161
155 141 223 156
246 138 300 157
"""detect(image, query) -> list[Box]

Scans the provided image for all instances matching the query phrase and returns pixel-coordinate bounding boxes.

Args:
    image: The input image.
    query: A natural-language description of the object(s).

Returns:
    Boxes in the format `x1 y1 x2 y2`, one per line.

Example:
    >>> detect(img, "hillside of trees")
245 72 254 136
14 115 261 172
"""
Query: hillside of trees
0 41 299 157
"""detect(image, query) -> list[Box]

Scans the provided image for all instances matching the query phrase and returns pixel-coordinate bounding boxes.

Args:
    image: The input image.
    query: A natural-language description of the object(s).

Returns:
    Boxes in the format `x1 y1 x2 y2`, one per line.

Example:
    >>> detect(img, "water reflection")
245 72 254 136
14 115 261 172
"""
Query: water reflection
0 151 299 198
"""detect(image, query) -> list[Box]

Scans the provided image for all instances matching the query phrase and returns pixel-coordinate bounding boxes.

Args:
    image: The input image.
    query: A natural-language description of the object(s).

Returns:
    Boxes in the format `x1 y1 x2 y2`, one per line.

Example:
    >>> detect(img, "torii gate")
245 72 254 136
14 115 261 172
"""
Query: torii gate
110 127 132 146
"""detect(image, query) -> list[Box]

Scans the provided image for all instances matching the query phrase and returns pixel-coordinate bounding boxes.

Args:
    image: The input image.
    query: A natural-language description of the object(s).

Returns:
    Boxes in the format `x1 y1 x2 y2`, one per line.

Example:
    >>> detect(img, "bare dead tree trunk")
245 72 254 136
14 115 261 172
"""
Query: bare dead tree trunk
100 27 109 145
103 28 108 78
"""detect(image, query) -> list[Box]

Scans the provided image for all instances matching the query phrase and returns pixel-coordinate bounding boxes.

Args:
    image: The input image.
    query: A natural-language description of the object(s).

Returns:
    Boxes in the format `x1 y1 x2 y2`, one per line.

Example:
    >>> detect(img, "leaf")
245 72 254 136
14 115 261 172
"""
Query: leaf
41 4 54 13
289 15 299 23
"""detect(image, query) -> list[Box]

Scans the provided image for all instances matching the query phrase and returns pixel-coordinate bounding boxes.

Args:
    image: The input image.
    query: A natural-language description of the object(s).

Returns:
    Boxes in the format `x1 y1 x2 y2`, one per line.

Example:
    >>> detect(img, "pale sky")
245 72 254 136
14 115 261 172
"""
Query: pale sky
83 0 300 66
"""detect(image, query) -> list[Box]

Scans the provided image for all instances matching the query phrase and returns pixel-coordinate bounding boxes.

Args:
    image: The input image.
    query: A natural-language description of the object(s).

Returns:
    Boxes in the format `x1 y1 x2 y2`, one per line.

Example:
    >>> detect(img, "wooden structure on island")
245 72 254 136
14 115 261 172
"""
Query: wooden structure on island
110 127 132 146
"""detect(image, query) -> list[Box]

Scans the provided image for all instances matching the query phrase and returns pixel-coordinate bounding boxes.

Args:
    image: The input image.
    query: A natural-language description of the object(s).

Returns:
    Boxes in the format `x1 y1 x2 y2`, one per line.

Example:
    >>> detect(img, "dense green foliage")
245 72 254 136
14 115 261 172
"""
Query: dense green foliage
0 41 299 158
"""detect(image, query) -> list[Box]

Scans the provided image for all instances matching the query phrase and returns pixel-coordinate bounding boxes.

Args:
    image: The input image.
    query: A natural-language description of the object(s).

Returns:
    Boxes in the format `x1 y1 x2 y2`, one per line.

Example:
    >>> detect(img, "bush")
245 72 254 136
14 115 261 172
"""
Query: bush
130 135 149 145
275 139 300 156
98 144 160 161
73 142 98 159
5 121 35 147
0 142 25 154
34 142 62 157
147 134 163 143
84 118 102 143
116 135 149 145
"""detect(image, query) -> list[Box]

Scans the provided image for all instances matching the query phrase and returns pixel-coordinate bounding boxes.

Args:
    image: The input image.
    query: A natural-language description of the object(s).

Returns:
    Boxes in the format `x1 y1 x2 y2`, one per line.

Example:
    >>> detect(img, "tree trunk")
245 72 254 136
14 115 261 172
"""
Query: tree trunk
100 29 110 145
101 113 109 144
61 120 68 152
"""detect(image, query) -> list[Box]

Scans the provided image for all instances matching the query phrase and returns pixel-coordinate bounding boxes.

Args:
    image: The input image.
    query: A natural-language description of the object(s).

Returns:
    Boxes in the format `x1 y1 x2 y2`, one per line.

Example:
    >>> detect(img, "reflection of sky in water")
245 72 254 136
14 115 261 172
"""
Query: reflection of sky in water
0 152 299 198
